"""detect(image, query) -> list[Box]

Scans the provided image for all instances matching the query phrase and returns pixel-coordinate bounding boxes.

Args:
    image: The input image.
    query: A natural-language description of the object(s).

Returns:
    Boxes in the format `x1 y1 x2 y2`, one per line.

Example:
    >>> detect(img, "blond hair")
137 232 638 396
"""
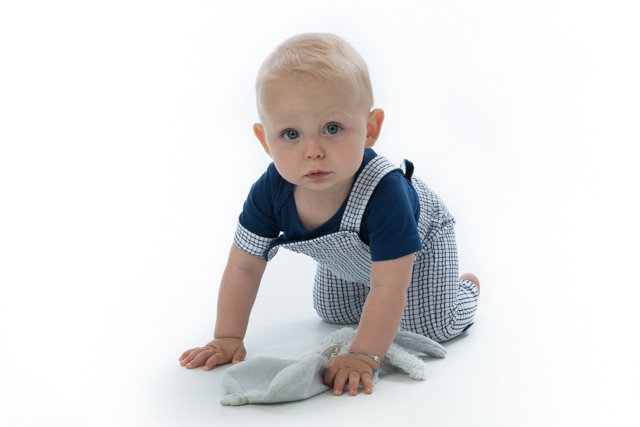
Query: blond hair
256 33 374 116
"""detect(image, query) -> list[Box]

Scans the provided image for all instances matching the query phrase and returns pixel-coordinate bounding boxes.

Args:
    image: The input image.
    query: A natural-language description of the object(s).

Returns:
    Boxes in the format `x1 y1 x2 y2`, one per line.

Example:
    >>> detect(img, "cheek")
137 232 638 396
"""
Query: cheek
270 150 297 175
341 144 366 172
272 148 293 163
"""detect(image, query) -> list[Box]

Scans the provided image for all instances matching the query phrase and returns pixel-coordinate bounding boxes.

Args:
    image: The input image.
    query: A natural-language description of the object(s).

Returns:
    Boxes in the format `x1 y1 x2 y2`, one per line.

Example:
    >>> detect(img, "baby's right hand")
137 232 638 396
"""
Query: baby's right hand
179 338 246 371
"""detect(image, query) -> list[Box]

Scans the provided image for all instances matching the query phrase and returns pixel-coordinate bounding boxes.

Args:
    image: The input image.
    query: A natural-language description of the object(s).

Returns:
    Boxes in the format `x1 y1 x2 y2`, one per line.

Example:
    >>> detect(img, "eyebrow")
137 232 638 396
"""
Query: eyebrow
269 111 353 128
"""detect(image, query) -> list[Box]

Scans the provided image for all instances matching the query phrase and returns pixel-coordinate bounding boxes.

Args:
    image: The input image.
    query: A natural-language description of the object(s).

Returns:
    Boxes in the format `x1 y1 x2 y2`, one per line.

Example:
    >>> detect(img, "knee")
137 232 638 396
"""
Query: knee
313 300 363 325
459 273 480 294
314 307 360 325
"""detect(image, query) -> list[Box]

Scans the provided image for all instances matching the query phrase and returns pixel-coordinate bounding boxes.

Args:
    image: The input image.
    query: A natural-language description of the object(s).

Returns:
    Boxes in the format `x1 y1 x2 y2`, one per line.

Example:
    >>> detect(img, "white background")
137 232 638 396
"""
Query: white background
1 1 638 426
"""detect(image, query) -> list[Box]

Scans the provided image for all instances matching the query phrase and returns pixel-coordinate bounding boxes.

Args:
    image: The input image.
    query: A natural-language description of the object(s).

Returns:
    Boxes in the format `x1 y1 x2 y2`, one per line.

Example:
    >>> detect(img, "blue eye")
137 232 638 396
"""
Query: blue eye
324 124 341 135
283 130 299 140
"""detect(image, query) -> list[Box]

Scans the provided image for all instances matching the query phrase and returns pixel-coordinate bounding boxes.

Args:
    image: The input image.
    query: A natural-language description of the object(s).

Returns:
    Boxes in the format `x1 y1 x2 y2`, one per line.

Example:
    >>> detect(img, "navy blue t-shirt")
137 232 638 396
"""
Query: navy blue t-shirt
239 149 423 261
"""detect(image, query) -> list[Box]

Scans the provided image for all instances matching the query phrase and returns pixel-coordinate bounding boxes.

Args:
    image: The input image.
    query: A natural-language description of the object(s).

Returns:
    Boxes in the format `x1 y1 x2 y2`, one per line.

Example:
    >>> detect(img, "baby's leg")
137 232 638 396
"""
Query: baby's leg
313 263 369 325
402 227 479 342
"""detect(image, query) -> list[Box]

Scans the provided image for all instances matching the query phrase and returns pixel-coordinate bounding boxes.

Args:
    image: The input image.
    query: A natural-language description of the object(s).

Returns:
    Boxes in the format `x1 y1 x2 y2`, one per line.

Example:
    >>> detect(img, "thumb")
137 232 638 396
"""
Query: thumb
231 347 246 364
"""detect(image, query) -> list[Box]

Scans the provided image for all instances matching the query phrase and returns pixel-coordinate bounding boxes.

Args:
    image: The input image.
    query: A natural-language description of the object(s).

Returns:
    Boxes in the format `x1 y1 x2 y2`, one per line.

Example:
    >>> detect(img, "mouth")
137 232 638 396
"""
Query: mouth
304 170 330 181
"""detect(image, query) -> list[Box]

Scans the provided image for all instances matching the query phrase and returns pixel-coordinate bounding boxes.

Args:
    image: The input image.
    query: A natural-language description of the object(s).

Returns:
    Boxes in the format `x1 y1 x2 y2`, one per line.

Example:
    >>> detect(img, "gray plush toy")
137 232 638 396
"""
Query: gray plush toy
220 327 446 406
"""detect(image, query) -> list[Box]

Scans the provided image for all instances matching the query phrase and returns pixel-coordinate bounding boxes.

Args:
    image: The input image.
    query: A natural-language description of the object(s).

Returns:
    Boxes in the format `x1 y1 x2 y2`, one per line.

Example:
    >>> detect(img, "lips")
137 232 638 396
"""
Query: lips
305 170 330 181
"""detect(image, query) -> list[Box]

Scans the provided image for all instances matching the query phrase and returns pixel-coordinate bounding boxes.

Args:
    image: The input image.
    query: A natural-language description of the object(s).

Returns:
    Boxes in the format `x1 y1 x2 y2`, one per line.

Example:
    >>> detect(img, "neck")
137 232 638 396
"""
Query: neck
292 176 355 231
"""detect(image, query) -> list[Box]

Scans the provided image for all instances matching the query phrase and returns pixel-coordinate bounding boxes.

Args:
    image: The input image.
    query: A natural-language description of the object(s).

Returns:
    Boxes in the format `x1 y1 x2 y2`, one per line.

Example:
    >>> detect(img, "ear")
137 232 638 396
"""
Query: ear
253 123 272 157
365 108 384 148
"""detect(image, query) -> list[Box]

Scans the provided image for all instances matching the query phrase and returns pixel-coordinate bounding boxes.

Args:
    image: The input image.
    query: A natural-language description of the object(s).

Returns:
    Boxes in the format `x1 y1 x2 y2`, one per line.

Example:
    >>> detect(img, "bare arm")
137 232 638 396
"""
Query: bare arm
349 253 413 358
324 253 413 395
214 242 267 340
179 242 267 370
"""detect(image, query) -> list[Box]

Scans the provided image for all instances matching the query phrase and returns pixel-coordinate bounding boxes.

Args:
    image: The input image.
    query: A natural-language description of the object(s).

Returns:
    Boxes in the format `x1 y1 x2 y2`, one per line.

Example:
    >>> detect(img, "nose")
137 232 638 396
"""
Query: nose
304 138 324 160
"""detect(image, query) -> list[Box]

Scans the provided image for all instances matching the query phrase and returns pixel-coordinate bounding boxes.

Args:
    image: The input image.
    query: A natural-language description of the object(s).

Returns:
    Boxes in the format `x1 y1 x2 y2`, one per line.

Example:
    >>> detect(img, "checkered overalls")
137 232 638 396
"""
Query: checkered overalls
234 155 478 342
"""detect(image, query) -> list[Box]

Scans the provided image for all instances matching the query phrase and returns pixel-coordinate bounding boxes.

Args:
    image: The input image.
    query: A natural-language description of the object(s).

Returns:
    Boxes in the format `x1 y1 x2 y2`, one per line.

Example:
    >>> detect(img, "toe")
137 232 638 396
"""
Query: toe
460 273 480 294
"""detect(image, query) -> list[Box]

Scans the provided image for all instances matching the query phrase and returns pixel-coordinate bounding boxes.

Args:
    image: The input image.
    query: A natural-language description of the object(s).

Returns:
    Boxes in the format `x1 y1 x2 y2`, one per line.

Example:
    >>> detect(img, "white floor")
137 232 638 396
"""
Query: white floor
2 1 639 426
3 181 637 426
5 248 540 427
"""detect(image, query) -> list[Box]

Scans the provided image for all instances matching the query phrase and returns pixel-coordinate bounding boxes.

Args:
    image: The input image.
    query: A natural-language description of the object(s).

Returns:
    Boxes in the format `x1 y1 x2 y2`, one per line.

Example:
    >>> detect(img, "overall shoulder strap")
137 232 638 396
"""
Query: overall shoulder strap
339 155 401 232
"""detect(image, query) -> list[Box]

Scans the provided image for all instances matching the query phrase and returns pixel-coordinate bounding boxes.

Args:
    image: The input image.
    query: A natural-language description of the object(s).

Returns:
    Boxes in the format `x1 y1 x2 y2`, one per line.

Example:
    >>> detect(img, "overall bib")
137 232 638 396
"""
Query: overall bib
259 155 478 342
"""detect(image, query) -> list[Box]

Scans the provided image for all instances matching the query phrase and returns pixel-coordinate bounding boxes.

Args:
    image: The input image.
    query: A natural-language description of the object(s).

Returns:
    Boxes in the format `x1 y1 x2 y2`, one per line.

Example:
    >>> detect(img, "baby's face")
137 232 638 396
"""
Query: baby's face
254 73 379 197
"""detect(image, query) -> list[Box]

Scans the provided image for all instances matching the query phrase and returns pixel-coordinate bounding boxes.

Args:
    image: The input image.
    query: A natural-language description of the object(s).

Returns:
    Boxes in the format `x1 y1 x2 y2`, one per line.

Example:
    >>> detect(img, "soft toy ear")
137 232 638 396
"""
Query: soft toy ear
321 327 357 347
393 330 447 358
383 343 428 380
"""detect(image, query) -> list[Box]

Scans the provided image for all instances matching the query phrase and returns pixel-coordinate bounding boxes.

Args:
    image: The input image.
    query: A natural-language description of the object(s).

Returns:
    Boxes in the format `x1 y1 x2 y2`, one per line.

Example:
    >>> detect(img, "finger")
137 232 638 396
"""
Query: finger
333 370 350 396
231 347 246 365
323 365 339 387
361 373 373 394
181 348 202 366
348 371 360 396
186 350 215 369
203 352 229 370
179 348 196 362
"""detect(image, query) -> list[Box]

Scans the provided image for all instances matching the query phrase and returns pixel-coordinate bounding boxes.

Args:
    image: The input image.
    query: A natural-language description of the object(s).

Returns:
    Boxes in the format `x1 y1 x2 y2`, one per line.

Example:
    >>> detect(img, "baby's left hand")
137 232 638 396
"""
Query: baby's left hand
324 353 380 396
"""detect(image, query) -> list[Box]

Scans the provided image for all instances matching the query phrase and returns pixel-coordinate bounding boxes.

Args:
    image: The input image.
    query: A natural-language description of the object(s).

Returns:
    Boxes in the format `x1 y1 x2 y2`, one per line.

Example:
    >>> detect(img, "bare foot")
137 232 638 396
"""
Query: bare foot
460 273 480 295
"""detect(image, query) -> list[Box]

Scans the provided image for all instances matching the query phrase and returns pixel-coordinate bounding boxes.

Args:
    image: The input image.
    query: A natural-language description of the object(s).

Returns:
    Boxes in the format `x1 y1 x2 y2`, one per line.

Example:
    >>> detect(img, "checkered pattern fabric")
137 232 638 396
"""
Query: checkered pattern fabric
401 226 478 341
411 175 456 255
233 155 478 341
312 232 478 342
313 263 370 325
233 220 281 258
339 155 400 232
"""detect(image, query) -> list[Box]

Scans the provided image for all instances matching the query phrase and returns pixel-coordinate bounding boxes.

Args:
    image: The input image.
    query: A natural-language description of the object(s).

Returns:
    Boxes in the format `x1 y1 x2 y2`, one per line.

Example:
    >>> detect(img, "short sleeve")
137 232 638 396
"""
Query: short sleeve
233 220 280 258
363 171 423 261
235 164 282 258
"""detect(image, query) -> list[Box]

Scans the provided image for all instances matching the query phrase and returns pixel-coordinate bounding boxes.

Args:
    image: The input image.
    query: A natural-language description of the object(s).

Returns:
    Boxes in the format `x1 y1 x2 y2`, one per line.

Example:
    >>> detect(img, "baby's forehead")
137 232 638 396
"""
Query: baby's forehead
263 72 357 94
259 74 365 108
260 91 367 127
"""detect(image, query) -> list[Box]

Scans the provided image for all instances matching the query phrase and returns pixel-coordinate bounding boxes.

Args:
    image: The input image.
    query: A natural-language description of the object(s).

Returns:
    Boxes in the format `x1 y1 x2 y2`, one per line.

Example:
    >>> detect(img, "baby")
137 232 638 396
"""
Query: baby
179 33 480 397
